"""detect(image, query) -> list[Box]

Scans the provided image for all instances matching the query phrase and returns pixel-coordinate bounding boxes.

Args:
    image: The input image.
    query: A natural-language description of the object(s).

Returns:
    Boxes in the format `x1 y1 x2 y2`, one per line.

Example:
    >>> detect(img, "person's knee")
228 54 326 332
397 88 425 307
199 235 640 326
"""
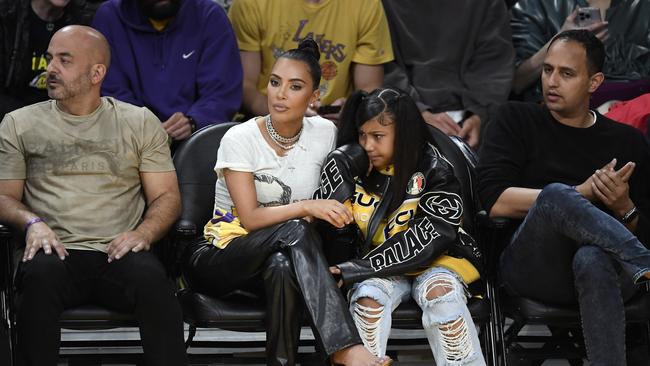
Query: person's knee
425 281 452 301
355 297 383 322
415 271 464 307
350 278 397 309
18 252 67 290
538 183 573 204
416 272 470 343
264 251 293 277
120 251 169 289
278 219 318 248
283 219 311 235
573 246 605 270
349 279 397 328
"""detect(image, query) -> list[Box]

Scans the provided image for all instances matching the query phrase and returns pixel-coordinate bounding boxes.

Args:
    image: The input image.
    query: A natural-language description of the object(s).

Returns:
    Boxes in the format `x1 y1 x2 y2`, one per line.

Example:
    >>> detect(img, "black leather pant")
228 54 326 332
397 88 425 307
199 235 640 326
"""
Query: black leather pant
183 219 362 366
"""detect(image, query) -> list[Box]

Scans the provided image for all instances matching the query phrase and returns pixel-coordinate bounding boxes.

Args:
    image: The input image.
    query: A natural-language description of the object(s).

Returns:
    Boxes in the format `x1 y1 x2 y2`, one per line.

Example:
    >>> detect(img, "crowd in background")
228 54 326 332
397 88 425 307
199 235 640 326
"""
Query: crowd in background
2 0 649 141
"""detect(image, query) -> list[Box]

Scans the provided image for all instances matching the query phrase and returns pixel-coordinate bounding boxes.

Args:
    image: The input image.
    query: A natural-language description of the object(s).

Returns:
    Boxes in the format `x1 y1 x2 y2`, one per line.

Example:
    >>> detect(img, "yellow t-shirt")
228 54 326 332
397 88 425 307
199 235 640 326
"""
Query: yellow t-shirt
228 0 394 105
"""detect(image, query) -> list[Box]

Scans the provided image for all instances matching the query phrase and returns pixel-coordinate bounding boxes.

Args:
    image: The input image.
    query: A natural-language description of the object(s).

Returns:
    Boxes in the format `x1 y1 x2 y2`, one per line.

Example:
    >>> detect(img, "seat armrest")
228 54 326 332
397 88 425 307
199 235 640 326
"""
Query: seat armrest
476 210 512 229
0 224 13 238
173 219 197 238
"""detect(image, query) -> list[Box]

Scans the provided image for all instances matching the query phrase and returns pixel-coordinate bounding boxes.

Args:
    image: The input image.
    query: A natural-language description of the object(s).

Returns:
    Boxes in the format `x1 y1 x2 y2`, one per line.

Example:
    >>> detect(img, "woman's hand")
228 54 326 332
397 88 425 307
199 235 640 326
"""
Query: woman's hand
301 199 353 228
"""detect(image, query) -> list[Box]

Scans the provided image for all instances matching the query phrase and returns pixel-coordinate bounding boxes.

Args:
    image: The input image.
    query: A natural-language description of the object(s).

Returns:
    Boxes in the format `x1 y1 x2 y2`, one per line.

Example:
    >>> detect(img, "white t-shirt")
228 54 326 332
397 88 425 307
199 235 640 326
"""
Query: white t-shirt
213 116 337 215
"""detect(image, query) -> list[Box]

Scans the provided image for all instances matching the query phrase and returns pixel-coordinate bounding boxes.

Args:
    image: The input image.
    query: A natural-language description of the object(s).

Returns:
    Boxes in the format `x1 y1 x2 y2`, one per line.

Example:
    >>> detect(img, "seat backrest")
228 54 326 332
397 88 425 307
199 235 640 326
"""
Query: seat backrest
172 122 237 235
425 125 480 236
172 122 479 237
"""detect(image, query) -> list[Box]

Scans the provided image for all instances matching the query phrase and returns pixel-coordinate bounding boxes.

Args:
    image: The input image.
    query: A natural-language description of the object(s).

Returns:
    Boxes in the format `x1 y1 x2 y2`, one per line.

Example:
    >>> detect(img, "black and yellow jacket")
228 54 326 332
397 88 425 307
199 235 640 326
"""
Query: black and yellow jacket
315 142 483 286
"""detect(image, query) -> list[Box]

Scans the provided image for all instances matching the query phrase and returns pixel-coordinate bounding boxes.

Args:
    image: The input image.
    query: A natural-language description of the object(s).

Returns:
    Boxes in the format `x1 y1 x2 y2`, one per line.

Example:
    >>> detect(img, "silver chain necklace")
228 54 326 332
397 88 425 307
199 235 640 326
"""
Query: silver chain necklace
265 115 302 150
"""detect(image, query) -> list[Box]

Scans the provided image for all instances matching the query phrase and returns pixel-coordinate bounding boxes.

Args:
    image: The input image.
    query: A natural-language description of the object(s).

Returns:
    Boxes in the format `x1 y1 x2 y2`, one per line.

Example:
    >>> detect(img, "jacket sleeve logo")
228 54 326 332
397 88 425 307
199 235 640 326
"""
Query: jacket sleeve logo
315 159 342 199
420 191 463 225
406 172 426 195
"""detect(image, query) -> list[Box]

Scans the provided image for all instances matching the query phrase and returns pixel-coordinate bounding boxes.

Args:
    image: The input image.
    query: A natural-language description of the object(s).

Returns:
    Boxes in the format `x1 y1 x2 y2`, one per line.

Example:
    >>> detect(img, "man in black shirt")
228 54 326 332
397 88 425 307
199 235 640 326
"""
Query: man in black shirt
477 30 650 365
0 0 97 118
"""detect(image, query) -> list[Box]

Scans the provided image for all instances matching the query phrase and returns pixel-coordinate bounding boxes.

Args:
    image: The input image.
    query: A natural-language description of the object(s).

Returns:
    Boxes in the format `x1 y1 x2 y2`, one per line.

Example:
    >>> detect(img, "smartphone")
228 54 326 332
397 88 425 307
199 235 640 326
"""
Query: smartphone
317 105 342 115
577 7 602 28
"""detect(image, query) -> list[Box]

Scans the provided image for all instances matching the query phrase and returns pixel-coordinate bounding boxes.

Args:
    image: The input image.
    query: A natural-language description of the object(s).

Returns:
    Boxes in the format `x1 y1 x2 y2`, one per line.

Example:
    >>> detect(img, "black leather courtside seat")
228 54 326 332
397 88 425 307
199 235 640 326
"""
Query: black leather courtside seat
173 123 499 364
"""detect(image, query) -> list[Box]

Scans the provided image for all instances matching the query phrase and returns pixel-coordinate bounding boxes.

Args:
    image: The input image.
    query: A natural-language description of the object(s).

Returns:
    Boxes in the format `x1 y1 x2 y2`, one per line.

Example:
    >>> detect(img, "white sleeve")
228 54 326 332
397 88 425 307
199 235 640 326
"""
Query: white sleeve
214 128 255 178
328 123 337 151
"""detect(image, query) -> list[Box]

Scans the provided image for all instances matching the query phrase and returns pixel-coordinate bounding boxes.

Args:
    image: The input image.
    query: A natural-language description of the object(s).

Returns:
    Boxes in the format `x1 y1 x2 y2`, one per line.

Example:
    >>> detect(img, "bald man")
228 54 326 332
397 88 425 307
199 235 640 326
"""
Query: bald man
0 25 188 365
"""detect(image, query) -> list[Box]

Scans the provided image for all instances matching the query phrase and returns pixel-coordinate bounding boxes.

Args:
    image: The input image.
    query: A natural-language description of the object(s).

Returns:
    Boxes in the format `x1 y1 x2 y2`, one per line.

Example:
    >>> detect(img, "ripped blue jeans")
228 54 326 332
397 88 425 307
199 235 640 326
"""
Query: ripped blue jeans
349 267 486 365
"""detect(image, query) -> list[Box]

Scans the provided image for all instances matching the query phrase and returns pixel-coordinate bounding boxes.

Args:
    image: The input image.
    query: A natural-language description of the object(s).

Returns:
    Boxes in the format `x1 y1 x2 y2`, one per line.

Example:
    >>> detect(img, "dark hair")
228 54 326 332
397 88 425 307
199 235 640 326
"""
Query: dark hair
548 29 605 75
338 87 426 213
279 38 321 90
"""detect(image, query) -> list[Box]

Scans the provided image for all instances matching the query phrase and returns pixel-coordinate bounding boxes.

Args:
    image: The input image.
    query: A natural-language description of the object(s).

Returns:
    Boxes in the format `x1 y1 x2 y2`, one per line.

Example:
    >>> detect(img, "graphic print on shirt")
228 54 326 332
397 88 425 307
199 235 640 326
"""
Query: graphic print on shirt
351 189 380 231
253 173 292 206
383 199 418 240
29 53 48 90
26 138 122 179
292 19 346 63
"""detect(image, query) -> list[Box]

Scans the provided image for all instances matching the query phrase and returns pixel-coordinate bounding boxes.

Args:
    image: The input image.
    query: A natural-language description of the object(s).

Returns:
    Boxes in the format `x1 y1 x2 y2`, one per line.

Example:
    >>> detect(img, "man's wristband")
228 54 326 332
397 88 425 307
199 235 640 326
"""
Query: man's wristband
621 206 639 224
188 116 197 133
24 217 44 232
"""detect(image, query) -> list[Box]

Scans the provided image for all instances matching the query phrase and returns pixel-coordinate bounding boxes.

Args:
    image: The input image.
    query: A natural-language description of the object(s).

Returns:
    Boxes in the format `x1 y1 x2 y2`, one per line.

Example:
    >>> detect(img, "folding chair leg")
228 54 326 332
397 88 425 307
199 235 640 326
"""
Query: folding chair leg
487 320 498 366
9 317 16 366
488 283 506 365
185 325 196 349
478 321 491 365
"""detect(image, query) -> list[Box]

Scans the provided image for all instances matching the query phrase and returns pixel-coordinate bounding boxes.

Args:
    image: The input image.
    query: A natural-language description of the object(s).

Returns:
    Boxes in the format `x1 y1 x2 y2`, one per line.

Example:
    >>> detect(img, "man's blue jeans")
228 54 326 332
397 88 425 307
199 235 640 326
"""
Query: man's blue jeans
500 183 650 365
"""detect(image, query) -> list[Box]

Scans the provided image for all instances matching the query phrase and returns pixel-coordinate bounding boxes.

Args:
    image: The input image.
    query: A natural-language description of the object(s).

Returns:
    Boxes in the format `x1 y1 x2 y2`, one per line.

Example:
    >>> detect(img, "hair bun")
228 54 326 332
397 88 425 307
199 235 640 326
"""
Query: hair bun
298 38 320 62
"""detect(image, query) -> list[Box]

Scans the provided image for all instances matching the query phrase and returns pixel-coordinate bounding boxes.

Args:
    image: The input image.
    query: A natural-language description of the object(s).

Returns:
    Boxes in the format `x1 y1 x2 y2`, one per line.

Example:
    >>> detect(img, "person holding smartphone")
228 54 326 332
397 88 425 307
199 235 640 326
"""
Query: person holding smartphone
511 0 650 107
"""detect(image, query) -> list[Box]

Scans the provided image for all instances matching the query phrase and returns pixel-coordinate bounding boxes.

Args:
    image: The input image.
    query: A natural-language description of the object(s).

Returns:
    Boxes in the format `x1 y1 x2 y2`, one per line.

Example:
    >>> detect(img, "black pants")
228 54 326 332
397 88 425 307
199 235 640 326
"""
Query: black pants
183 219 362 366
15 249 188 366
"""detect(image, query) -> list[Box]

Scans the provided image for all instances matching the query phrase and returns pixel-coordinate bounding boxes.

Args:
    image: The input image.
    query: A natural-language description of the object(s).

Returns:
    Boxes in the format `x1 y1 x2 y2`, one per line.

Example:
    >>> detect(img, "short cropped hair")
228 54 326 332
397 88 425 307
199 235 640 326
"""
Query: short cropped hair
548 29 605 75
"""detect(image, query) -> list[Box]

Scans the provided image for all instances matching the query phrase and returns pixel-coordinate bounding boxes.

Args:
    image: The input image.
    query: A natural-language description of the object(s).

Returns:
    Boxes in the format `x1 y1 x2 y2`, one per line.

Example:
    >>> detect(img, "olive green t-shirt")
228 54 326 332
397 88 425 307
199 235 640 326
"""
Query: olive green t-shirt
0 97 174 252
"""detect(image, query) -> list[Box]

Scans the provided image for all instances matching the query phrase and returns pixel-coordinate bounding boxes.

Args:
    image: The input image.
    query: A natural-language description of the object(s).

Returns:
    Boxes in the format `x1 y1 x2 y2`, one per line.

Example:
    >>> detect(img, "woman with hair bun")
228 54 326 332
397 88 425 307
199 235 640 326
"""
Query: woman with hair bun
182 39 390 366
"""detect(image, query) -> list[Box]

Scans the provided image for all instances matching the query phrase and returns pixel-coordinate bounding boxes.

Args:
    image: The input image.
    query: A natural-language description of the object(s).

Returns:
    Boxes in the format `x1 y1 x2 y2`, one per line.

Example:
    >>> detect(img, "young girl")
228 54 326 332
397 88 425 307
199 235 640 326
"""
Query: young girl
316 88 486 365
181 39 389 366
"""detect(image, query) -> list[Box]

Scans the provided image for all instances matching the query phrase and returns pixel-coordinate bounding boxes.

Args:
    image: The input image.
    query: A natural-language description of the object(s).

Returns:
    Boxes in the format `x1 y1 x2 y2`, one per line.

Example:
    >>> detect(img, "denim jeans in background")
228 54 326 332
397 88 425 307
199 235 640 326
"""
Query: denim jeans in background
500 183 649 366
349 267 486 365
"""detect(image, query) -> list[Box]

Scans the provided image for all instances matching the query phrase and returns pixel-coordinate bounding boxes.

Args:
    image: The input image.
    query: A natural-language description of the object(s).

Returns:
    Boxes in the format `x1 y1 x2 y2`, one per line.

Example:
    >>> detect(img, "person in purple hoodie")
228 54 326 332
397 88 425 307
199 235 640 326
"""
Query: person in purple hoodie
92 0 243 141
